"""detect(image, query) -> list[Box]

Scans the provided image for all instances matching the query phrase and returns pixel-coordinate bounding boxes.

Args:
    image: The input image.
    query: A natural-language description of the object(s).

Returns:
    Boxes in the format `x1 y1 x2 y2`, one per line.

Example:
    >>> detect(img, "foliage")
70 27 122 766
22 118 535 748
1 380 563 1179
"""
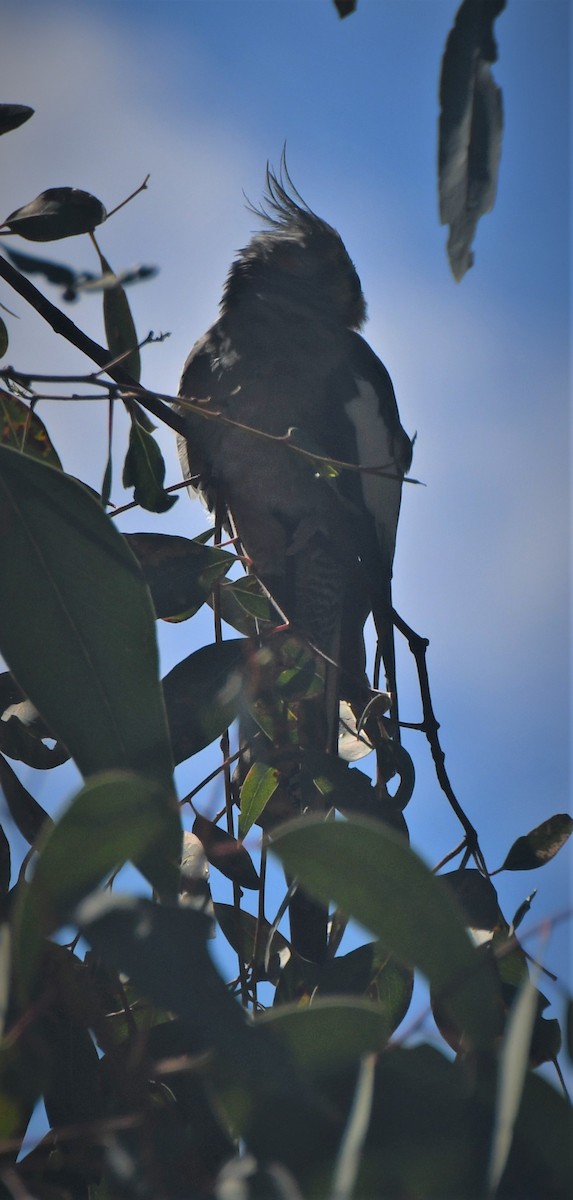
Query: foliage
0 8 571 1198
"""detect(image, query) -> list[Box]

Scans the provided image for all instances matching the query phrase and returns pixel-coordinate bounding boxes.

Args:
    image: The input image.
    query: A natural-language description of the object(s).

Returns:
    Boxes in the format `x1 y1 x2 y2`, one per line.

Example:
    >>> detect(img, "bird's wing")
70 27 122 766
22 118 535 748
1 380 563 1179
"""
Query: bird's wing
321 332 413 724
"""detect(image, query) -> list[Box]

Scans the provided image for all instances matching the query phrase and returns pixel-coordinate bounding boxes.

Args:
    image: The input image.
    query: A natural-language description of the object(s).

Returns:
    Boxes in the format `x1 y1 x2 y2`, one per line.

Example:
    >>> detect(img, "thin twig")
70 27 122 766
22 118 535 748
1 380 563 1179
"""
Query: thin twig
105 174 150 221
0 253 186 434
393 609 486 873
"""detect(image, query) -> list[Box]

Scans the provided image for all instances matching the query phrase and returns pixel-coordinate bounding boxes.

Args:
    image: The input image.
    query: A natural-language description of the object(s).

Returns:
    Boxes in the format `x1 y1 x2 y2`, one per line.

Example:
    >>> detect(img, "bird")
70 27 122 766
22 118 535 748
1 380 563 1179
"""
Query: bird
177 158 412 964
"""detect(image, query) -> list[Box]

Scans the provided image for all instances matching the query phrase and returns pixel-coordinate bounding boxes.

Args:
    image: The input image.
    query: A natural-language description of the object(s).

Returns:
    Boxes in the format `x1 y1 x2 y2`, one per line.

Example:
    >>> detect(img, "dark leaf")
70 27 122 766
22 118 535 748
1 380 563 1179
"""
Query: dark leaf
272 815 503 1049
566 997 573 1062
529 1006 561 1068
0 754 52 845
214 902 290 982
125 532 234 620
14 770 181 994
0 825 10 893
438 0 505 280
162 639 246 763
3 244 80 298
1 390 62 468
500 814 573 871
333 0 357 16
259 997 391 1077
77 895 271 1087
0 318 7 359
95 246 141 380
0 447 175 794
3 187 107 241
193 812 259 890
0 671 69 769
239 762 280 836
0 104 34 136
302 750 383 821
79 263 158 292
101 448 113 508
123 415 177 512
43 1008 104 1129
317 942 414 1030
439 868 499 933
511 890 537 932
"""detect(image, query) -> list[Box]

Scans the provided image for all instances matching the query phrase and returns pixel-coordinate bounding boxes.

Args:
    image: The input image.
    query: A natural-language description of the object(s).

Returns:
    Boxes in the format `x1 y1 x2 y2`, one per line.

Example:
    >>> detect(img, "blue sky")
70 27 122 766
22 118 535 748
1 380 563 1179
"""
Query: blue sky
1 0 570 1077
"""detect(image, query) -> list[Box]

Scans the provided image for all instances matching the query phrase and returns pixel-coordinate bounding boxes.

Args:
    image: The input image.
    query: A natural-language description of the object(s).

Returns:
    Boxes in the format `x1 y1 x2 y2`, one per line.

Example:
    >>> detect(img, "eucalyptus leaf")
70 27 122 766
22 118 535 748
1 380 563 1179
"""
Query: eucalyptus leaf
3 188 106 241
0 447 174 793
272 815 502 1049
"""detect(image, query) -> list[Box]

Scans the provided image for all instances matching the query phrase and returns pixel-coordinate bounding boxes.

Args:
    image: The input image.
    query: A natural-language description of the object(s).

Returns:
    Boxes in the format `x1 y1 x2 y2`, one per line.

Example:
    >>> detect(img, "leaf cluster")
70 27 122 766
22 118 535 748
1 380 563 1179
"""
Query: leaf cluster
0 14 571 1195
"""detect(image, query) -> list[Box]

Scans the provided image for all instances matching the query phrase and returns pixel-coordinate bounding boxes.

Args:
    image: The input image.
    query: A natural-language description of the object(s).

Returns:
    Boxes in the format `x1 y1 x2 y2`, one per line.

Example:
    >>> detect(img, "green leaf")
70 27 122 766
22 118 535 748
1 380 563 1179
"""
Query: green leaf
1 391 62 468
317 942 413 1030
0 104 34 136
0 754 52 845
214 902 290 982
193 812 259 890
162 639 246 763
0 319 7 359
122 416 177 512
3 188 106 241
125 532 234 621
211 575 277 636
14 770 181 994
0 447 174 792
258 998 391 1075
95 247 141 381
76 895 266 1085
239 762 280 837
271 815 502 1049
500 814 573 871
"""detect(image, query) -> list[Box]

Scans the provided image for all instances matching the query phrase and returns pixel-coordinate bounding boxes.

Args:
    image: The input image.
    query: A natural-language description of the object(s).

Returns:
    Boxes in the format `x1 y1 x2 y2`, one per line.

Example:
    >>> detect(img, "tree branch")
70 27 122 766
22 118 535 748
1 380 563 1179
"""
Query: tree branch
0 253 186 436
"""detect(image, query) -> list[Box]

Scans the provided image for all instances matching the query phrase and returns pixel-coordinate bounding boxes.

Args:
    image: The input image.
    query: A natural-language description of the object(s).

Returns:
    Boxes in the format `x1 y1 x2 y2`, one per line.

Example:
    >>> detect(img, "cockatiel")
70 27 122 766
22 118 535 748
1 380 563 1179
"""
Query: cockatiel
178 161 412 962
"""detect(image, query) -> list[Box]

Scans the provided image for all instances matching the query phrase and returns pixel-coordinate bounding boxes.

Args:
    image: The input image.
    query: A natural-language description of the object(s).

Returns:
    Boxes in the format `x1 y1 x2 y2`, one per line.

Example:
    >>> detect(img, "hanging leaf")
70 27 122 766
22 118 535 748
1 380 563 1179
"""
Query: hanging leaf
332 0 357 16
2 188 107 242
239 762 280 837
500 814 573 872
123 416 177 512
1 391 62 468
0 447 175 794
0 754 52 845
95 246 141 381
0 319 7 360
162 639 246 763
214 902 290 982
193 812 259 890
125 532 234 621
438 0 505 280
439 869 499 935
0 104 34 136
0 825 10 895
510 890 537 932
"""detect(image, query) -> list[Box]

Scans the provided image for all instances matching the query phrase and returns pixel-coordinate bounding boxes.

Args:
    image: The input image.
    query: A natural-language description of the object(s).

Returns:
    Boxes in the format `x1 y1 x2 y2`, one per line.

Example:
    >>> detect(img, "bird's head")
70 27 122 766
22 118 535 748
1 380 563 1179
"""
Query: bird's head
221 159 367 330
